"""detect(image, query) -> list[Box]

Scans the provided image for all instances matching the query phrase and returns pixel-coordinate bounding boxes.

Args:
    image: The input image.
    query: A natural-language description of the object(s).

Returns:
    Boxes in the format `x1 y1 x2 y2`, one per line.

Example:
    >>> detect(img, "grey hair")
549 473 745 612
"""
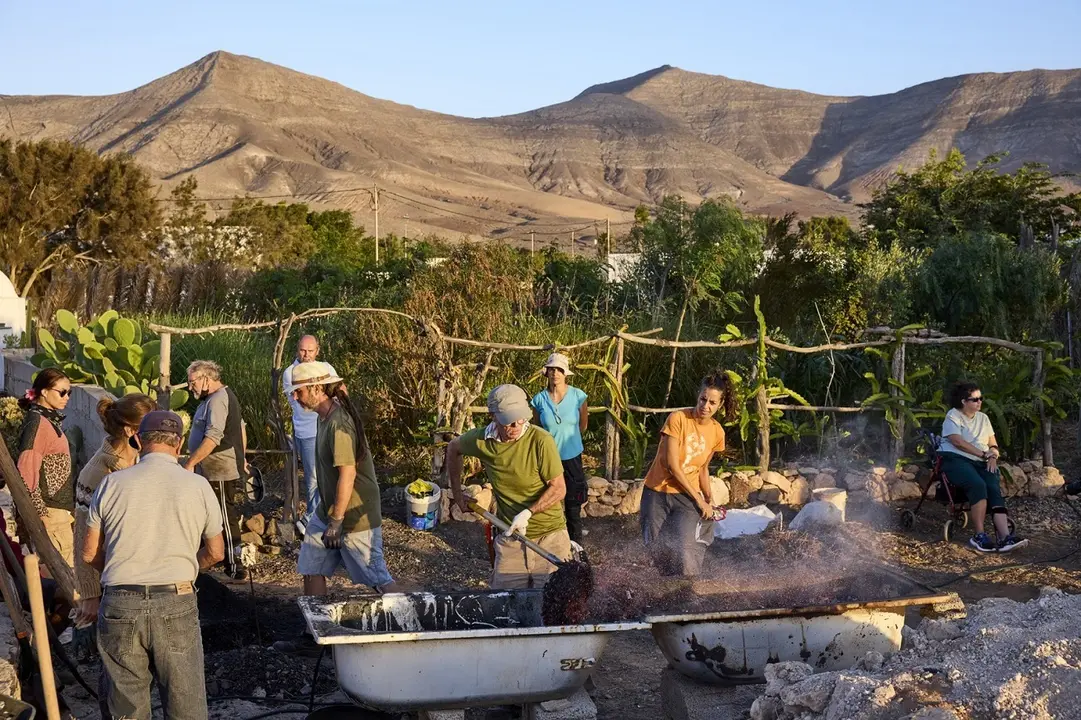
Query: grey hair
186 359 222 381
139 431 182 447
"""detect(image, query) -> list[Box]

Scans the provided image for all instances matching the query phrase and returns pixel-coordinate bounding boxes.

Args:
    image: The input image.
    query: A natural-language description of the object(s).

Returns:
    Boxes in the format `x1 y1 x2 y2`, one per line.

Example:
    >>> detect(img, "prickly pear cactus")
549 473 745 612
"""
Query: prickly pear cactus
32 309 190 411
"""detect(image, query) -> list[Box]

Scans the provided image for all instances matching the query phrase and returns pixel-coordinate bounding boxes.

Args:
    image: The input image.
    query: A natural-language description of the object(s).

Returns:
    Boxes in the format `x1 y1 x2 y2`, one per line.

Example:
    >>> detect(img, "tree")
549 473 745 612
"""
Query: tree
0 139 160 297
861 149 1081 250
636 196 764 405
208 197 317 268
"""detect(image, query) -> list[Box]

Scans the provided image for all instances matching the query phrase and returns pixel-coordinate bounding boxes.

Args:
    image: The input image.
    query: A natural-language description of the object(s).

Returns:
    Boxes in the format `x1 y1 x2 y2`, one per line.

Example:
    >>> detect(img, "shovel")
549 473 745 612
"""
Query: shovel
467 500 594 625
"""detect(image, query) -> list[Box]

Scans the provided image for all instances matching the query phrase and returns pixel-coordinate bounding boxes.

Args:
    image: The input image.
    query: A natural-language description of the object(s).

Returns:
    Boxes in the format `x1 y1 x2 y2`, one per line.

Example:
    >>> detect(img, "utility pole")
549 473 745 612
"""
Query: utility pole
606 217 611 256
372 185 380 263
530 232 535 258
571 230 575 256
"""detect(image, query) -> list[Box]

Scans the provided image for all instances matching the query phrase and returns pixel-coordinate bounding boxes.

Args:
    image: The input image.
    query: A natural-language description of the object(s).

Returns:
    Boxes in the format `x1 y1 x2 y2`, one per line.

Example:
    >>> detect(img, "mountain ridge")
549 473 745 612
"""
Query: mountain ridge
3 50 1078 241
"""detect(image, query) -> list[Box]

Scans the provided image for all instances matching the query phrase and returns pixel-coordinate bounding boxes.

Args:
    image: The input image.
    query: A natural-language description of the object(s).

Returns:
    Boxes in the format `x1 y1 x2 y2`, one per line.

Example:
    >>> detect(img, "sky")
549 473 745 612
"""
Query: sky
2 0 1080 118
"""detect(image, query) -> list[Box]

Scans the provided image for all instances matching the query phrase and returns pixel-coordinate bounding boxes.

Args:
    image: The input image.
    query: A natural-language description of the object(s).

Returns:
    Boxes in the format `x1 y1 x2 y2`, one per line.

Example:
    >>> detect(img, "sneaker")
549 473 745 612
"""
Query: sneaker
57 626 74 645
969 533 997 553
230 567 249 582
997 534 1029 553
1065 480 1081 497
295 520 307 537
271 633 322 657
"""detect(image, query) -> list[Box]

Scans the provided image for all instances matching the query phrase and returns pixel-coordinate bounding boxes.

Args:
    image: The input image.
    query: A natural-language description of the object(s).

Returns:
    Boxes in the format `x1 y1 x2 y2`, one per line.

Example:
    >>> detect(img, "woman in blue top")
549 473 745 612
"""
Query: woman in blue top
531 352 589 542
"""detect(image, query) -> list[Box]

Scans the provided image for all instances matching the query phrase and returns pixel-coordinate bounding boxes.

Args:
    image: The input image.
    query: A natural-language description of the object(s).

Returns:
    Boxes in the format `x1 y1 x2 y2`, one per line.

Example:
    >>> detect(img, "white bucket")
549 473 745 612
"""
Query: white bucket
406 484 442 531
812 488 847 521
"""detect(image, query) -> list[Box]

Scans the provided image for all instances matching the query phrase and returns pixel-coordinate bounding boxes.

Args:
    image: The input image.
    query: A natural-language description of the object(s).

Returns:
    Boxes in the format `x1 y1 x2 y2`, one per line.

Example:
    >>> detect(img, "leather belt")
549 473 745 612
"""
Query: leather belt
105 582 195 596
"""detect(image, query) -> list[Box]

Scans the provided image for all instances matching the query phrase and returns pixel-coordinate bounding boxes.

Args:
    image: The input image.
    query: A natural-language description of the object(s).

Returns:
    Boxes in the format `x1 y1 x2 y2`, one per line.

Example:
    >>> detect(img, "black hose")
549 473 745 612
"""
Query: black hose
310 646 328 714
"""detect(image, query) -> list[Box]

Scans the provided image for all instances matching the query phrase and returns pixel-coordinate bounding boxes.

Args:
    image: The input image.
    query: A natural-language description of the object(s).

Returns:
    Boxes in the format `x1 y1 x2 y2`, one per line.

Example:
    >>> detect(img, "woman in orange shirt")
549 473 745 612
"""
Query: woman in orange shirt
641 369 737 576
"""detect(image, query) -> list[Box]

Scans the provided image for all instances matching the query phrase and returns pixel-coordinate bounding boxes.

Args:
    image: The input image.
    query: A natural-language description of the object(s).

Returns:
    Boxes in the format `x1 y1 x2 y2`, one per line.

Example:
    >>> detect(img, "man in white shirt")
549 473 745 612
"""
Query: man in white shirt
282 335 338 531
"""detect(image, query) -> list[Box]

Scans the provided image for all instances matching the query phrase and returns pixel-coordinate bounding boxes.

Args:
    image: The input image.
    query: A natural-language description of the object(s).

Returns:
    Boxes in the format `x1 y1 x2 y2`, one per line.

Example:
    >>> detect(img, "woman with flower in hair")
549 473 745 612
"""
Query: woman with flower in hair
16 368 75 572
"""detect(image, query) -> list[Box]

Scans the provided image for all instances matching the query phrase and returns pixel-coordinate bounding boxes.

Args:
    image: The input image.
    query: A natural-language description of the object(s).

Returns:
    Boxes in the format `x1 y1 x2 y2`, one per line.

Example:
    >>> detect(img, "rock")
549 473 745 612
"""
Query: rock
1020 460 1042 475
461 484 494 512
798 467 820 477
611 479 629 493
782 468 798 477
813 473 837 489
265 518 279 540
854 650 885 671
908 709 960 720
903 464 920 474
535 687 597 720
843 472 868 491
591 504 615 518
618 481 644 514
745 472 765 491
587 476 610 492
757 486 783 504
599 494 621 506
252 687 267 699
819 467 837 475
240 532 263 546
1000 463 1028 497
899 471 917 481
587 488 601 498
750 695 784 720
709 476 730 506
763 662 813 695
764 470 791 492
779 672 837 713
890 480 924 501
823 676 880 718
871 466 889 476
866 476 890 503
661 668 761 720
786 476 812 505
418 711 465 720
244 513 266 536
449 503 465 522
920 618 963 641
1027 466 1064 497
260 545 282 556
728 473 756 505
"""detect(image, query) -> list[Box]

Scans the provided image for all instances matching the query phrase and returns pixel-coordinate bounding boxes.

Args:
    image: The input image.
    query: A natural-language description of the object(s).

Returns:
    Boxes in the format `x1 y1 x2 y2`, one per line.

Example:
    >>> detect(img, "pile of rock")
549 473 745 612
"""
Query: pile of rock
751 588 1081 720
236 512 286 556
582 477 645 517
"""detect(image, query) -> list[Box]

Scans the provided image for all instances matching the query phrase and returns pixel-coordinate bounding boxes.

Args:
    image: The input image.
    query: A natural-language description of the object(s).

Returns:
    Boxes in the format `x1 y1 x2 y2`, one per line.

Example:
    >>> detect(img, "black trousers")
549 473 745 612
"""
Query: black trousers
562 455 587 543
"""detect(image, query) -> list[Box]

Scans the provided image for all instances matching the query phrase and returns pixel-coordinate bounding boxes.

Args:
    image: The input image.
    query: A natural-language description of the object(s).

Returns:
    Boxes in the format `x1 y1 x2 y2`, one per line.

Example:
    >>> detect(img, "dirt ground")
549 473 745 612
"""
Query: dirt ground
57 444 1081 719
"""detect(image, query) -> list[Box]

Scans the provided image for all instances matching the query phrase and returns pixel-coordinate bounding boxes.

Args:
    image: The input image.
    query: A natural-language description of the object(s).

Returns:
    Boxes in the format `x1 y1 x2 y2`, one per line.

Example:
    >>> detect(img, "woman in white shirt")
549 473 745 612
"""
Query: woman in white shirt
939 381 1026 553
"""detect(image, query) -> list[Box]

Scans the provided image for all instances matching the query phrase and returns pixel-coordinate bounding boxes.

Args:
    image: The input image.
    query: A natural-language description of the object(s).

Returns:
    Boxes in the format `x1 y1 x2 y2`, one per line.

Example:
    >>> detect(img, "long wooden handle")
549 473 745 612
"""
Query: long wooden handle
467 501 565 567
24 555 61 720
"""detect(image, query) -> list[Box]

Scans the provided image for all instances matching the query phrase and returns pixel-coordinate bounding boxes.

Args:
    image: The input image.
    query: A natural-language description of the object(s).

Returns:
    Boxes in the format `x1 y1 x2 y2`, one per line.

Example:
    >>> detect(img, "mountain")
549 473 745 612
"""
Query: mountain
3 51 1079 241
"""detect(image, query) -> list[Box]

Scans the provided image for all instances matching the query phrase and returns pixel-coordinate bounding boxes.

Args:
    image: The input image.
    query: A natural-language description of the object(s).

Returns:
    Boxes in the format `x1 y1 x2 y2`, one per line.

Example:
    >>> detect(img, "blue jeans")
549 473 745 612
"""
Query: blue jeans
97 587 207 720
295 435 319 522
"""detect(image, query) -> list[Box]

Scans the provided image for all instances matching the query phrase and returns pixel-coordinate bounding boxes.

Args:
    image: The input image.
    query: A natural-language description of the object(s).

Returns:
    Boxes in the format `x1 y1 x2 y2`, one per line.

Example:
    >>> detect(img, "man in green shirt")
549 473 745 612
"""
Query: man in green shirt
449 384 571 589
288 362 395 596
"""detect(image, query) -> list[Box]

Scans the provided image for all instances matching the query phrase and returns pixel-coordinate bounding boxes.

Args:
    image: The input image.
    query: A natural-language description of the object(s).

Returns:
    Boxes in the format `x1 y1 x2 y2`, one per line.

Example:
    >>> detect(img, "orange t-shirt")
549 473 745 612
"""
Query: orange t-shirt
644 410 725 494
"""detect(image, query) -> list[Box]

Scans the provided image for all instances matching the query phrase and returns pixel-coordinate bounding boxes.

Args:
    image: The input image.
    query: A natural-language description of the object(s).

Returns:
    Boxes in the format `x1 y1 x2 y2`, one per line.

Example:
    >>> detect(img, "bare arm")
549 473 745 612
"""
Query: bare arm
945 434 996 460
184 437 218 471
699 461 713 504
198 532 226 570
329 465 356 519
448 438 469 512
579 402 589 434
82 526 106 572
530 474 566 515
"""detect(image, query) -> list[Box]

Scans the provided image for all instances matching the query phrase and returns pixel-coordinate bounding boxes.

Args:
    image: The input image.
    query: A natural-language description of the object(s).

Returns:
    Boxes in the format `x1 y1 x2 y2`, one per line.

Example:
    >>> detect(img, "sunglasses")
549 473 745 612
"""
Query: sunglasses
49 388 71 398
964 396 983 403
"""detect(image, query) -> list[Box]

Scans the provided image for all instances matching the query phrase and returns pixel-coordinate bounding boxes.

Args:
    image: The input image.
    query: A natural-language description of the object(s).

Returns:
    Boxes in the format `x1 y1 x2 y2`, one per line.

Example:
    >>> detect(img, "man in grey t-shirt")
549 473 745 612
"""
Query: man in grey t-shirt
84 410 225 720
185 359 247 579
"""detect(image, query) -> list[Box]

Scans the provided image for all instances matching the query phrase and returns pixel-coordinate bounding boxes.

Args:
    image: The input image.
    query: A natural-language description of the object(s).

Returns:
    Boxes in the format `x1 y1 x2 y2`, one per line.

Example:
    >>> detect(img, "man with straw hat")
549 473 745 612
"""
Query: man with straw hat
287 361 395 595
449 384 571 589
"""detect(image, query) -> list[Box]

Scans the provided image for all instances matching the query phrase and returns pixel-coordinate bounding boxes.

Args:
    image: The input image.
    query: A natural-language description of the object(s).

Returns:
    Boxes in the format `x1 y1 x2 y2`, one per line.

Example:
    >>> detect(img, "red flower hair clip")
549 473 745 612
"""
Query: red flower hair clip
23 389 36 401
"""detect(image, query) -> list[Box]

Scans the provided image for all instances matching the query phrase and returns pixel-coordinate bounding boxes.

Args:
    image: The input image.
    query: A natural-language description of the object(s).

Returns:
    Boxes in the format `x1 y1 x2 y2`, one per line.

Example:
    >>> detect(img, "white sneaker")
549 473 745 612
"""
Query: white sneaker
58 627 74 645
295 520 306 537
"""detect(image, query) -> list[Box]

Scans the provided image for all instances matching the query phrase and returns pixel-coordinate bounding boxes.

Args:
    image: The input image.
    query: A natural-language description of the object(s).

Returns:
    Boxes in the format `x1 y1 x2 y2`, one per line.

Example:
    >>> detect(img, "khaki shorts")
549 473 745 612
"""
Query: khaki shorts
491 527 571 590
41 508 74 576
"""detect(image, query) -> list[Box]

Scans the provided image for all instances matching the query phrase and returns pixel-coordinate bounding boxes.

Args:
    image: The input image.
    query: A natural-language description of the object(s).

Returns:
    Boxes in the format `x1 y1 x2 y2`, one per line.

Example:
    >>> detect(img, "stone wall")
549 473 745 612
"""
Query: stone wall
3 353 111 469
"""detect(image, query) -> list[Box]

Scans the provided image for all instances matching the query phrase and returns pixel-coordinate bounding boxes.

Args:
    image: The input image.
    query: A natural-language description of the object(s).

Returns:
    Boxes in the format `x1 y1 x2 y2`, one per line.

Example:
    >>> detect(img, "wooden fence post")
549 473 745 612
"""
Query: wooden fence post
756 385 770 477
270 316 297 534
605 337 625 482
157 331 171 410
1033 349 1053 467
889 340 906 464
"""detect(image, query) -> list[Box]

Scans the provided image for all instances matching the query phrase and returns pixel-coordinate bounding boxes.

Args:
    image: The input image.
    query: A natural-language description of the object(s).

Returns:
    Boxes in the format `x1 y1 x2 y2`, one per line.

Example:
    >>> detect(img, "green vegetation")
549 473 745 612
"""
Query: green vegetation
18 140 1081 467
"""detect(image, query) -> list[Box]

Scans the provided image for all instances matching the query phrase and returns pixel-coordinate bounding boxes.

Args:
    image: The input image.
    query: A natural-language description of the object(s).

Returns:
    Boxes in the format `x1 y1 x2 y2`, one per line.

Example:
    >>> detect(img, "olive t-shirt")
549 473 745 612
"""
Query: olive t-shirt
457 425 566 539
644 410 725 495
316 403 382 533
